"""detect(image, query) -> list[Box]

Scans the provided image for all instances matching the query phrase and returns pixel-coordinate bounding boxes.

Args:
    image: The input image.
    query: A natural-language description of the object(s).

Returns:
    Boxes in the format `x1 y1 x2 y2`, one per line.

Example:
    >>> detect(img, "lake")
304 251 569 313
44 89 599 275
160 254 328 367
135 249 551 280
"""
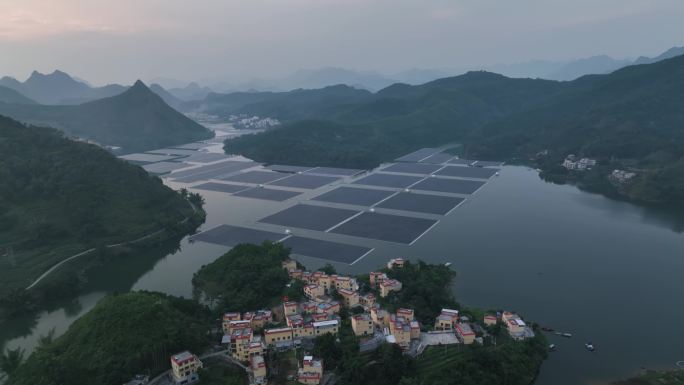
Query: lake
2 162 683 385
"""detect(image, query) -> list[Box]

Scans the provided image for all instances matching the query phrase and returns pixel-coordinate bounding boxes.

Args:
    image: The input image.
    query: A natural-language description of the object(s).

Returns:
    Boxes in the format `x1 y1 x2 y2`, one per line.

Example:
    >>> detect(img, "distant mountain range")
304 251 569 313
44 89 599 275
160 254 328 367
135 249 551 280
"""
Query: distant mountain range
0 81 212 152
0 85 37 104
0 70 127 105
489 46 684 81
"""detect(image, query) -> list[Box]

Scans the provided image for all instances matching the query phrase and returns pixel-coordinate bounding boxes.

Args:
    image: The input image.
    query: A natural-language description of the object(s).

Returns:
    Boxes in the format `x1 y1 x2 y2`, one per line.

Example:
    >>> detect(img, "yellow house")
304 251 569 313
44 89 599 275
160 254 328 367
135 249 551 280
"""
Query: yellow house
389 319 411 349
410 320 421 340
338 288 359 308
251 355 267 384
230 327 254 362
434 309 459 331
369 272 387 288
379 279 402 297
502 311 526 336
396 308 414 321
293 323 315 339
360 293 376 308
313 320 339 336
370 306 388 328
298 356 324 385
221 312 241 334
456 323 476 345
283 301 299 316
484 315 497 326
170 351 203 384
304 284 324 300
264 327 294 347
351 313 374 336
333 275 356 291
387 258 405 269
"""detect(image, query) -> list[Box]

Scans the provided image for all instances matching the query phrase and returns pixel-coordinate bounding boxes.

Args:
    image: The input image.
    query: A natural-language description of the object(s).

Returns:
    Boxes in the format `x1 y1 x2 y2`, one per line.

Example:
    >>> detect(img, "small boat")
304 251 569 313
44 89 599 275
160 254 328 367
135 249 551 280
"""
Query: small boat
548 344 556 352
444 262 452 267
585 342 595 352
554 332 572 338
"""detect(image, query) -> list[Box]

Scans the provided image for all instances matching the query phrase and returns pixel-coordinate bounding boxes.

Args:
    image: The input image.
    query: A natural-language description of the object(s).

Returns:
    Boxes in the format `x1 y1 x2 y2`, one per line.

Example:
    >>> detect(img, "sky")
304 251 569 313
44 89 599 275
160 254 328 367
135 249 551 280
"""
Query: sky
1 0 683 85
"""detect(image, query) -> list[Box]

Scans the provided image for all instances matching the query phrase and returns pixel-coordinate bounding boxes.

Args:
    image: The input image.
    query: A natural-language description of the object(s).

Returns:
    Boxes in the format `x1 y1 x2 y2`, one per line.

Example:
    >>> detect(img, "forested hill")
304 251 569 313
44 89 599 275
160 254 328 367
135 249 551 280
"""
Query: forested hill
223 54 684 206
468 54 684 204
223 72 564 168
0 86 37 105
0 116 198 297
0 81 213 153
6 292 211 385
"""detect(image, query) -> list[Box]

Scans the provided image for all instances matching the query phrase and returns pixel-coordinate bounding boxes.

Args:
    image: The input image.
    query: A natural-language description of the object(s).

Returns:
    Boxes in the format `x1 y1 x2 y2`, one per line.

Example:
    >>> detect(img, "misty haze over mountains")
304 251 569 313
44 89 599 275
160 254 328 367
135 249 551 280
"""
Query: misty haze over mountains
1 46 681 106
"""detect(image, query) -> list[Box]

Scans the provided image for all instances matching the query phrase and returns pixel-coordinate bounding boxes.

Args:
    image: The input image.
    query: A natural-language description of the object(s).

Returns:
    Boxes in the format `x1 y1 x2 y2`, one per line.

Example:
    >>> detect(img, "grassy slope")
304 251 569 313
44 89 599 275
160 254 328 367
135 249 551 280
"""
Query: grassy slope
0 81 212 152
0 116 195 295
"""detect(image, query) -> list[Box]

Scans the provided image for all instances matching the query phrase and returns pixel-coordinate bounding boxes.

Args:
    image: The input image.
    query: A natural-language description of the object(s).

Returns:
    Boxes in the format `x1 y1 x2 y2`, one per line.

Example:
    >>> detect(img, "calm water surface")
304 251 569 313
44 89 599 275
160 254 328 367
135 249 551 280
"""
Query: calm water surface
3 164 684 385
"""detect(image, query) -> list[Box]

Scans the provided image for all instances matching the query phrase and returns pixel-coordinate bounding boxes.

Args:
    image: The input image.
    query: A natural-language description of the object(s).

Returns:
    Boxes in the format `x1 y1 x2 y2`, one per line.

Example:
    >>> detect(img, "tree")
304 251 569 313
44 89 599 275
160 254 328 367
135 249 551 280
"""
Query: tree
0 347 24 378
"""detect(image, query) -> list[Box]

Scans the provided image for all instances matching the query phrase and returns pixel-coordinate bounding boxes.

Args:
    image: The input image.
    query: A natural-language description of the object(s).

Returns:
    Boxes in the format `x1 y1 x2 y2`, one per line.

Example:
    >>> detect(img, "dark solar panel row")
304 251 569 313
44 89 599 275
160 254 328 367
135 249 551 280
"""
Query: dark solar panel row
394 148 441 162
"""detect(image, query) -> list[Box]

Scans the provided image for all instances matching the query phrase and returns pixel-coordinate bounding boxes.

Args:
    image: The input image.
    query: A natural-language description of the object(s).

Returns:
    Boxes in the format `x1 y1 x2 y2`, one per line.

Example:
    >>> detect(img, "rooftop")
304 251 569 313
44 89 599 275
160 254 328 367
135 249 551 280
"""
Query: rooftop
313 320 339 328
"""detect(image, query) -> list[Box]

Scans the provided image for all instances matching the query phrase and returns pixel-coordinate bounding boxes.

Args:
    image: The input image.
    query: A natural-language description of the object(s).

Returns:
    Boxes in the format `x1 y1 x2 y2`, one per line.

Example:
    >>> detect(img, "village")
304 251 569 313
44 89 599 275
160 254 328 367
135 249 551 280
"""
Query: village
161 258 536 385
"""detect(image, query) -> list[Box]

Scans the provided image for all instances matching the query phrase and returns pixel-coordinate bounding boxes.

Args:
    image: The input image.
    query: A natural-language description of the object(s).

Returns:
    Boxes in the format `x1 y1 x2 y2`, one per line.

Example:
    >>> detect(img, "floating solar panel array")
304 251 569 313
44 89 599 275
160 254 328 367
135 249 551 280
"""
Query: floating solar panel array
172 161 260 183
119 153 180 163
187 146 503 264
142 161 191 175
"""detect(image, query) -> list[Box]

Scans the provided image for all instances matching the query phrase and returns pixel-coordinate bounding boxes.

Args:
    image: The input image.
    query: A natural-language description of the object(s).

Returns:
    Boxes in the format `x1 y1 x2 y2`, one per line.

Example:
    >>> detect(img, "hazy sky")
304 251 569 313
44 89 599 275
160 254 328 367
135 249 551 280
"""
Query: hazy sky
1 0 683 85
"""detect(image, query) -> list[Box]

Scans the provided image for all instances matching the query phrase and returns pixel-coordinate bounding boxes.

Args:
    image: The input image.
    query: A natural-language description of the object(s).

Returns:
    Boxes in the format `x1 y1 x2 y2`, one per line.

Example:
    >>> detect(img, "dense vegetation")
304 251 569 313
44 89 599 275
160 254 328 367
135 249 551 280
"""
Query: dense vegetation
6 291 211 385
0 81 213 152
221 54 684 208
192 242 291 312
376 261 459 326
0 116 203 303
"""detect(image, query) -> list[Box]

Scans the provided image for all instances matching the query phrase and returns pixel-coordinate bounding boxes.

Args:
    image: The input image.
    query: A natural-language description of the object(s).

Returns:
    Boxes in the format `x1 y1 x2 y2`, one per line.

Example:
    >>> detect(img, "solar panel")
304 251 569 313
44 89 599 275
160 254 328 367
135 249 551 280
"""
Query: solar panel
233 187 302 201
119 153 179 163
269 174 339 189
330 212 437 244
171 161 258 182
311 187 395 206
282 236 372 264
192 182 249 194
434 166 499 179
472 160 504 167
411 177 485 195
266 165 314 173
190 225 286 246
395 148 441 162
382 163 442 175
447 158 476 166
352 173 423 188
375 192 464 215
220 171 288 184
147 148 199 156
420 153 454 164
142 161 190 174
305 167 364 176
259 204 359 231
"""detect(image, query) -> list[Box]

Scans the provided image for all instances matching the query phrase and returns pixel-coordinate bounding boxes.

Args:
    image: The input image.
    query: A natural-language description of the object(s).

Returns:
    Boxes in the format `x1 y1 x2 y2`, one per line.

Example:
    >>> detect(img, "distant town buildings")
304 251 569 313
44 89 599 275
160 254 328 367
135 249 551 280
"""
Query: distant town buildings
251 355 267 384
562 154 597 170
170 351 203 385
351 313 374 336
611 169 637 183
229 114 281 129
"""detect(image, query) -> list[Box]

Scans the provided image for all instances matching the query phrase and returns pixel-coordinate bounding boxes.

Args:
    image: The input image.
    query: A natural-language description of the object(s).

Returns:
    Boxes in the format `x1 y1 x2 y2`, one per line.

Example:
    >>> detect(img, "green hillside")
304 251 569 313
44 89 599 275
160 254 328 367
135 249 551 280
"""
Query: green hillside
224 72 563 167
0 116 202 300
0 81 213 152
0 86 36 105
223 55 684 207
6 291 211 385
469 54 684 205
